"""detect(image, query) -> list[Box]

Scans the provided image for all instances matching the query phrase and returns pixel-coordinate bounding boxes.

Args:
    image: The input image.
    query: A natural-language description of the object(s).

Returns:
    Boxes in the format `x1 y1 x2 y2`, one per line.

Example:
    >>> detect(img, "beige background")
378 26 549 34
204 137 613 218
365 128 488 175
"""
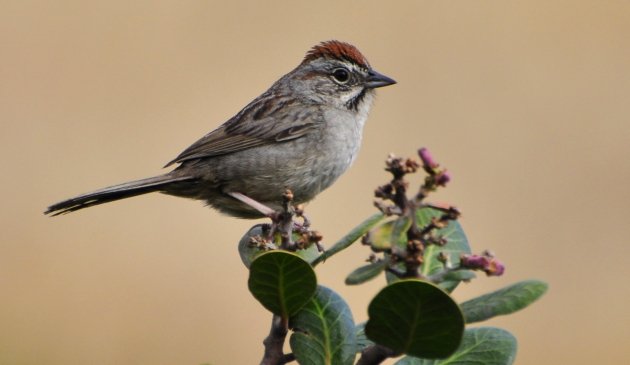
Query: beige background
2 1 629 364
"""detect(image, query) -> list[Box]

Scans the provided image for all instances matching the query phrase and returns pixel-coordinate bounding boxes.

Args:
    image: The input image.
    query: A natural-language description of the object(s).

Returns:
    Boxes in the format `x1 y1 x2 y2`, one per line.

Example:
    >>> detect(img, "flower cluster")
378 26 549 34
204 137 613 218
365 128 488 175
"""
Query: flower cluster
460 251 505 276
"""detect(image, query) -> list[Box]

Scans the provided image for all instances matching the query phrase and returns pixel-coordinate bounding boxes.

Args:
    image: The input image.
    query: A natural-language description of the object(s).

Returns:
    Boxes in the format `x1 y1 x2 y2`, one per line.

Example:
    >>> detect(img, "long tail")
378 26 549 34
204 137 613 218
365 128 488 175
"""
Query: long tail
45 175 196 216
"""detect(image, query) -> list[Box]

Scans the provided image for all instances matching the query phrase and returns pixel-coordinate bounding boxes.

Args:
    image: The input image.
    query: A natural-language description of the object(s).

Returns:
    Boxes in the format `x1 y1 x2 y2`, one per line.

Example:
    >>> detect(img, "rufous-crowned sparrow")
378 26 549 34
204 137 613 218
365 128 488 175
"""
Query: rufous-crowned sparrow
46 40 396 218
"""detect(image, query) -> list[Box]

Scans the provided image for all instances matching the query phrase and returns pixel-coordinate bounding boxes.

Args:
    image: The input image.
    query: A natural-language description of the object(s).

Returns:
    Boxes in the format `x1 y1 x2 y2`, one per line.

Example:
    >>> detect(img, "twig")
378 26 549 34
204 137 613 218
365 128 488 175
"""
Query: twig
310 213 385 267
277 190 296 250
260 315 293 365
356 344 399 365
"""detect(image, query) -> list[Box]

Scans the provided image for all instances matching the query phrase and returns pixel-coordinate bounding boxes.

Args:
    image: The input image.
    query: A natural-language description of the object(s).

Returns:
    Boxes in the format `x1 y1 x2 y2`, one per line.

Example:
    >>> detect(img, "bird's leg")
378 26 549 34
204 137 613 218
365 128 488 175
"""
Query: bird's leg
227 191 280 239
227 191 296 250
227 192 276 217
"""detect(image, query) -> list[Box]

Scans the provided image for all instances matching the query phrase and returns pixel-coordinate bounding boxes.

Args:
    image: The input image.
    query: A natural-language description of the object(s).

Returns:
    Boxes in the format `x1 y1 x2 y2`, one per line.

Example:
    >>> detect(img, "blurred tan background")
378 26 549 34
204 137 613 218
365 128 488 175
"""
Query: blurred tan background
2 1 629 364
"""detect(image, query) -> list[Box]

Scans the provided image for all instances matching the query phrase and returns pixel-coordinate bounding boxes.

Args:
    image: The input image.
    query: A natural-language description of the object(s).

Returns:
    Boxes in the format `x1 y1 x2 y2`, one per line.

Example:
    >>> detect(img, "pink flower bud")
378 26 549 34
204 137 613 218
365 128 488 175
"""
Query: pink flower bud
460 253 505 276
485 259 505 276
436 171 451 186
418 148 438 169
460 254 489 270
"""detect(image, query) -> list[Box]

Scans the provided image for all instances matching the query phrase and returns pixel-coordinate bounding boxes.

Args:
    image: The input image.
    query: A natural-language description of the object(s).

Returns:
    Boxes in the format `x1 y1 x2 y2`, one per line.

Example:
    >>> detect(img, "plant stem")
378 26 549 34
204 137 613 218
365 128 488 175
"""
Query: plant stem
260 315 291 365
356 344 399 365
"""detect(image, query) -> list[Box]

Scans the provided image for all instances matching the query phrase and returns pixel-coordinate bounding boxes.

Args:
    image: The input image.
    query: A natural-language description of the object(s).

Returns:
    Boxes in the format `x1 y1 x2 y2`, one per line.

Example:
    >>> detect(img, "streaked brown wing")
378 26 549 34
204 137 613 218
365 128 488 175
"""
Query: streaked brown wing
164 94 322 167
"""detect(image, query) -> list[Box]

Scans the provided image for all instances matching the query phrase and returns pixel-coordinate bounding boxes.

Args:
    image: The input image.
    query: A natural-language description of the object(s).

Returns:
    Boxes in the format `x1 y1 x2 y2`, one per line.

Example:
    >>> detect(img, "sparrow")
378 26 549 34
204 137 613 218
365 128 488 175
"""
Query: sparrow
45 40 396 218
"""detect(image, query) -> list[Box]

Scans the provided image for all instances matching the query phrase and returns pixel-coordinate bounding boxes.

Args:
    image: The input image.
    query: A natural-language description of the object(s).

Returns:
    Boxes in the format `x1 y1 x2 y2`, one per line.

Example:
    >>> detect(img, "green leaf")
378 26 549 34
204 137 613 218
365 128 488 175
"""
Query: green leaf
296 243 324 265
345 260 388 285
393 327 517 365
311 213 385 266
248 251 317 317
238 224 267 268
365 279 464 359
418 208 471 291
290 286 356 365
441 270 476 282
461 280 548 323
365 219 395 252
354 322 374 352
362 216 410 253
390 216 413 251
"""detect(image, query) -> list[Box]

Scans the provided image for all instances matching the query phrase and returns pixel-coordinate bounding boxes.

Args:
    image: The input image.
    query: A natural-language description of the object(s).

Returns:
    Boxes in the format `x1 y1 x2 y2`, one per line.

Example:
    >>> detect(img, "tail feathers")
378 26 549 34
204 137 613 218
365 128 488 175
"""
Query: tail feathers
45 175 195 216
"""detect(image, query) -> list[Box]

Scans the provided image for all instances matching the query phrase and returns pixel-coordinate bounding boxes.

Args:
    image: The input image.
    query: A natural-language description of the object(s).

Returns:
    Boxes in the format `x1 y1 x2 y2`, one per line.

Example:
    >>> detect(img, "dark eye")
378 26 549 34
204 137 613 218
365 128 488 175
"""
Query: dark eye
332 68 350 83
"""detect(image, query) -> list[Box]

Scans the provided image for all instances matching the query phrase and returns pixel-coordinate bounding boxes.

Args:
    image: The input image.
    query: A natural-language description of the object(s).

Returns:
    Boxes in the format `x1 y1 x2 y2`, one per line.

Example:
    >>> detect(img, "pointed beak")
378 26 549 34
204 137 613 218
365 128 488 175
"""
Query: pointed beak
365 69 396 89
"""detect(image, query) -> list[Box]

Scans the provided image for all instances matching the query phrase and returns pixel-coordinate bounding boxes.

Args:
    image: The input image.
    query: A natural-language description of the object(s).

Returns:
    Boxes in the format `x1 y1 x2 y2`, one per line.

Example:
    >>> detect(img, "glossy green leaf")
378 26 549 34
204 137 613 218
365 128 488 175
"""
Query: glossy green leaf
345 260 388 285
461 280 548 323
394 327 517 365
248 251 317 317
418 208 471 291
238 224 321 268
312 213 385 266
365 280 464 358
290 286 356 365
354 322 374 352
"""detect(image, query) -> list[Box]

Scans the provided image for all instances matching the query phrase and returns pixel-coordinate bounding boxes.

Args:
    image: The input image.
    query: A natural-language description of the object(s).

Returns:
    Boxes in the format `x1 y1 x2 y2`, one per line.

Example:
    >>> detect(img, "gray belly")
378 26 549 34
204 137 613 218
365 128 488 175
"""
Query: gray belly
167 134 359 218
166 106 367 218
